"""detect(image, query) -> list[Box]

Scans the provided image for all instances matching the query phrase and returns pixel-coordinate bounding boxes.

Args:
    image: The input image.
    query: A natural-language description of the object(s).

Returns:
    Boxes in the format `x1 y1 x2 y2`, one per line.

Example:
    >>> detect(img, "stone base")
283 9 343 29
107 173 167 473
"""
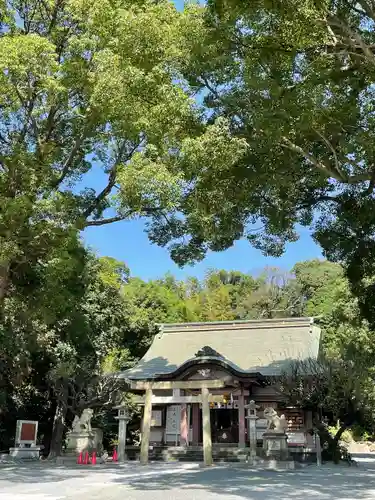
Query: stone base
9 447 40 459
65 428 103 455
65 432 93 454
247 456 295 470
263 432 289 460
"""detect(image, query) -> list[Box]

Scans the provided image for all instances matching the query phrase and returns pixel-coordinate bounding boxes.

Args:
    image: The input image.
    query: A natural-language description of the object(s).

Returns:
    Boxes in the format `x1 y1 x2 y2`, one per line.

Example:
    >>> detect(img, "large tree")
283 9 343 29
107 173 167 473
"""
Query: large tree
0 0 248 308
144 0 375 325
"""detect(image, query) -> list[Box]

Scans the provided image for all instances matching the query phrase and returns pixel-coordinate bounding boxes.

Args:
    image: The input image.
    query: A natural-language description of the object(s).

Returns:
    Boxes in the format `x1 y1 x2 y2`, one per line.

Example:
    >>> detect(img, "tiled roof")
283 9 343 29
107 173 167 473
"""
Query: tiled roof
122 317 321 380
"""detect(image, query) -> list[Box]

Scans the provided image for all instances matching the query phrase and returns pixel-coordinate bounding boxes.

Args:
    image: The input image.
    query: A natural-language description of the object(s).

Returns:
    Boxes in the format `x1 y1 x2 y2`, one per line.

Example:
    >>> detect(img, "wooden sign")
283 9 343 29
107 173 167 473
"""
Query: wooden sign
151 410 163 427
287 432 306 445
15 420 38 445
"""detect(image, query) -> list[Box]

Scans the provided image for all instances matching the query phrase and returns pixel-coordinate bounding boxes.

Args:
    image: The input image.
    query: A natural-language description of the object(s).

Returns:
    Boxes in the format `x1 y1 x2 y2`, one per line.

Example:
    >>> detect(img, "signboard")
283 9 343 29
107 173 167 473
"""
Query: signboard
15 420 38 446
166 405 180 434
287 432 306 445
165 405 181 445
151 410 163 427
268 440 281 450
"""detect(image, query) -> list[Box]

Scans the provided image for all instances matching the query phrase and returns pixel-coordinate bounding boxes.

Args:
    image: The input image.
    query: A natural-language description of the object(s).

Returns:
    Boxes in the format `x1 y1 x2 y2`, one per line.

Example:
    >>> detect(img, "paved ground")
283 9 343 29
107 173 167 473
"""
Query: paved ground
1 455 375 500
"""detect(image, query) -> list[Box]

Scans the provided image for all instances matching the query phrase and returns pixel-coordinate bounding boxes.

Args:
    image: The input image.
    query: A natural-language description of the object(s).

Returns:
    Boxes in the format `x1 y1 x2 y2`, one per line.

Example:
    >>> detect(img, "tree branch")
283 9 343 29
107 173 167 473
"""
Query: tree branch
342 0 369 18
280 136 346 181
82 139 143 219
327 15 375 64
84 214 131 227
313 129 345 179
83 206 165 227
357 0 375 22
297 195 342 210
51 124 91 188
362 167 375 195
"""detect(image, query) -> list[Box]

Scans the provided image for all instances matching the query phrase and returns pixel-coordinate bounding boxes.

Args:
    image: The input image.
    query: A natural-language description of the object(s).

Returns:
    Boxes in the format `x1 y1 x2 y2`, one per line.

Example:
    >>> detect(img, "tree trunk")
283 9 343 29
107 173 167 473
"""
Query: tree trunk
333 424 348 444
0 262 9 304
332 424 348 464
48 387 68 459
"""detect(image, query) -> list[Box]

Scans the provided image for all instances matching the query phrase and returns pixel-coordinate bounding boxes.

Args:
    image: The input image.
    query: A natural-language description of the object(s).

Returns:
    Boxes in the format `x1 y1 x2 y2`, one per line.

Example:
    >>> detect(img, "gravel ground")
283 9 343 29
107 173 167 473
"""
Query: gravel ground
0 455 375 500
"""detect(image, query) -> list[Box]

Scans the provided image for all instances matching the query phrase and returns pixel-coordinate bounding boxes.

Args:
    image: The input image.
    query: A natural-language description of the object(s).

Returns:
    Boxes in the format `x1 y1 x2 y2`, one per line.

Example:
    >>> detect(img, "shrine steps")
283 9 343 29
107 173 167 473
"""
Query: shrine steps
164 446 249 463
125 445 316 464
126 445 250 463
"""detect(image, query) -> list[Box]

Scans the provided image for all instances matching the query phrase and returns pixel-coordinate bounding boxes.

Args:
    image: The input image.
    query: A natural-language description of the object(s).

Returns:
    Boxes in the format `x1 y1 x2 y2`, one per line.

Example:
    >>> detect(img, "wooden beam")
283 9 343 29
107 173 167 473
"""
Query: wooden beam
132 395 225 405
130 380 225 390
140 387 152 465
201 386 213 466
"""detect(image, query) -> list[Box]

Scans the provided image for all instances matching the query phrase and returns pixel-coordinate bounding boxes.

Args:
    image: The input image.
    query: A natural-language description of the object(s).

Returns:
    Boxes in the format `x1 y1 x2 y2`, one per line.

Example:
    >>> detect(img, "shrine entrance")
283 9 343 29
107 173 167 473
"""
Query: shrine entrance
197 408 239 443
212 408 239 443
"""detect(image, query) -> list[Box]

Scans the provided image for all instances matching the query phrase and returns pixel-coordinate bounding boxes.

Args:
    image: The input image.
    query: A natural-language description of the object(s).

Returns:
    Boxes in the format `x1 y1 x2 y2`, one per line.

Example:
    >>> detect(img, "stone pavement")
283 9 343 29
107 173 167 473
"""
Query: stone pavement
1 455 375 500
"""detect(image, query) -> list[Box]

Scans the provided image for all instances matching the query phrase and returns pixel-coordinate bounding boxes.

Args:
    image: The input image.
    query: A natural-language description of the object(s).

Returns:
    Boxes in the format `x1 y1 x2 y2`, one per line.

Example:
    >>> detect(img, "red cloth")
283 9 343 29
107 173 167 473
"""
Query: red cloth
180 404 189 446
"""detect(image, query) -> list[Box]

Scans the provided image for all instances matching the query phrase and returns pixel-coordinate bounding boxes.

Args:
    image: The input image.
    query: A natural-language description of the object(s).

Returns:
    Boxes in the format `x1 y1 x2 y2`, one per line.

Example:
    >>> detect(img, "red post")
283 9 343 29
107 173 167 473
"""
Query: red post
83 451 89 464
77 452 83 465
113 448 118 462
91 450 97 465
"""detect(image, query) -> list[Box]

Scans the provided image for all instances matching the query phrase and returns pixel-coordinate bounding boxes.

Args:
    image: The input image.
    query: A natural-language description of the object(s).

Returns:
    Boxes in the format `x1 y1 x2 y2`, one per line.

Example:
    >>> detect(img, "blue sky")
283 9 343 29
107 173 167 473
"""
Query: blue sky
82 0 322 281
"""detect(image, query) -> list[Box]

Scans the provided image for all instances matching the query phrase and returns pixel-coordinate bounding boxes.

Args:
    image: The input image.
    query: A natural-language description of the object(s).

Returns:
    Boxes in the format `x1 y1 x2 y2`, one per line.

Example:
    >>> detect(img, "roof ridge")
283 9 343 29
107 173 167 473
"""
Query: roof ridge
158 317 314 333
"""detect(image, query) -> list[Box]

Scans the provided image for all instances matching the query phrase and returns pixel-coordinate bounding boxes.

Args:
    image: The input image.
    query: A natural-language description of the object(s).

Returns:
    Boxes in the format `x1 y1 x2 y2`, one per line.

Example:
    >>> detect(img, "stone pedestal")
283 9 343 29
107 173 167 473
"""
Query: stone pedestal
65 427 103 455
9 446 41 459
263 432 289 460
65 431 93 455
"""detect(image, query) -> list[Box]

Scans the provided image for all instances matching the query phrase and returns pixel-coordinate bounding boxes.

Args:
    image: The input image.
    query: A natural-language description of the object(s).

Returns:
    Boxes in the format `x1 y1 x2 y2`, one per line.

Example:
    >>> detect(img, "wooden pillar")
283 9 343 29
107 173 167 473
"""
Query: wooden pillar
238 387 246 448
140 387 153 465
201 386 213 466
305 410 313 446
192 403 200 444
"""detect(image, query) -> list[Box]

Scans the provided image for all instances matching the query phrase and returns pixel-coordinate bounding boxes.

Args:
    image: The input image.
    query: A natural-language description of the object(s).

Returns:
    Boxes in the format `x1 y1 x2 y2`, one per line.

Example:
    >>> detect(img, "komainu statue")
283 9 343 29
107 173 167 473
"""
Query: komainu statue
72 408 93 433
263 407 288 433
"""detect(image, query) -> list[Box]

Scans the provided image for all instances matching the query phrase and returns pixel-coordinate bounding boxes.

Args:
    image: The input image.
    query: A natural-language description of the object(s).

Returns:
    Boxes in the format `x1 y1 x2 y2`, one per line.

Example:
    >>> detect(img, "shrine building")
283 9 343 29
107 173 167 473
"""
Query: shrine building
117 317 321 464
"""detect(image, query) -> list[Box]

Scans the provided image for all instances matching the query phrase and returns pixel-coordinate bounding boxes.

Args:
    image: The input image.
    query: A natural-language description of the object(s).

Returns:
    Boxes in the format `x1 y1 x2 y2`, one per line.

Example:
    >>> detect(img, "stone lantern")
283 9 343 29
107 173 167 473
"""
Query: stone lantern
245 400 259 458
115 407 130 462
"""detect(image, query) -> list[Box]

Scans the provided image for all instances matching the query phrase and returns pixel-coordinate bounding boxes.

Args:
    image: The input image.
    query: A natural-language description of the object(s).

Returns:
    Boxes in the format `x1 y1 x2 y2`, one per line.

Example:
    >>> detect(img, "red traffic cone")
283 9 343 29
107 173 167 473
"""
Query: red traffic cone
77 452 83 465
83 451 89 464
91 450 97 465
113 448 118 462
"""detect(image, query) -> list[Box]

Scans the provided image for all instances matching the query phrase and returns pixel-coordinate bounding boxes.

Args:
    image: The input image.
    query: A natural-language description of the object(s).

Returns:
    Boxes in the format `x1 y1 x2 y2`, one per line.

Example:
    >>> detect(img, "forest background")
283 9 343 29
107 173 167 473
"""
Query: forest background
2 0 375 457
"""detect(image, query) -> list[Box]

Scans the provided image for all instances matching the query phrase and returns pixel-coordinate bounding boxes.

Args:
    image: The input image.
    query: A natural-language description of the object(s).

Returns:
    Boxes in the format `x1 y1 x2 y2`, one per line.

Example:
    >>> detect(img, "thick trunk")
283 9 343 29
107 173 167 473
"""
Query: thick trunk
0 262 9 304
333 424 348 444
332 424 348 464
48 388 68 459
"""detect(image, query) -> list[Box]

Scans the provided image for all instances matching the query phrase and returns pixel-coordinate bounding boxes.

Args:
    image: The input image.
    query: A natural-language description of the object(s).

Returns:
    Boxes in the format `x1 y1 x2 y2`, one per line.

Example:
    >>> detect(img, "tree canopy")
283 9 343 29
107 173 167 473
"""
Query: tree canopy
2 0 375 459
0 0 244 306
132 0 375 326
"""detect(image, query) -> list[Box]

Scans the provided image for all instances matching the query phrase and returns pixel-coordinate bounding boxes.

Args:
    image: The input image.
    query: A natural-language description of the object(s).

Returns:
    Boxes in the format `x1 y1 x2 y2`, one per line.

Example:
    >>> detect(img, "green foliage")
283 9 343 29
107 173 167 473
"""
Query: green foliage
135 0 375 327
0 0 219 312
2 253 375 455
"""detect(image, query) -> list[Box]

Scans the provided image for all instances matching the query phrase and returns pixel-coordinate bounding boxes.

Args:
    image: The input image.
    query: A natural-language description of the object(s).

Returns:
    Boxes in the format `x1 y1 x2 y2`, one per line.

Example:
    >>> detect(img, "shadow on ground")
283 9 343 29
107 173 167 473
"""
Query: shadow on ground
111 463 375 500
1 456 375 499
0 463 83 484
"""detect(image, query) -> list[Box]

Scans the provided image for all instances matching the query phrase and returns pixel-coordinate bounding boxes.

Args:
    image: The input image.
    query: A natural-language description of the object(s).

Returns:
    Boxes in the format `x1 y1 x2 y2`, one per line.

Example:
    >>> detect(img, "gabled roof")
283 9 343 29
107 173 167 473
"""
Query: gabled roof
122 317 321 380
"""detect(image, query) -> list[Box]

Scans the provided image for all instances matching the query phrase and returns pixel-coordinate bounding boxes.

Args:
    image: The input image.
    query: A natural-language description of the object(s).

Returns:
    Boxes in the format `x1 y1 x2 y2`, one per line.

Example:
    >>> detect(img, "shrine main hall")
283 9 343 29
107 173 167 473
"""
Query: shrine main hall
117 317 321 464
